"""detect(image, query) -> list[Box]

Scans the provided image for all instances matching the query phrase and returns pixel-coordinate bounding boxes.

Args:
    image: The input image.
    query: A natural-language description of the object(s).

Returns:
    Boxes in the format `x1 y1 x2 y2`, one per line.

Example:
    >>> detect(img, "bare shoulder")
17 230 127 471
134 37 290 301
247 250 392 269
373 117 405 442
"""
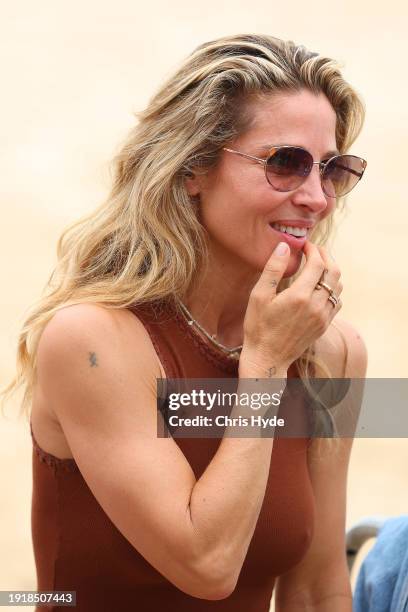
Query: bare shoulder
32 303 166 458
314 316 368 379
36 302 166 382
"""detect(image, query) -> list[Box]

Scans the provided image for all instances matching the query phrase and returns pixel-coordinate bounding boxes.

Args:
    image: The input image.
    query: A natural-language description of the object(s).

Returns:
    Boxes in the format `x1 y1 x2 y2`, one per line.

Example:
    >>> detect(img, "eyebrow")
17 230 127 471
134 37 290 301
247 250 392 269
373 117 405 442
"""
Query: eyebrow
255 144 340 159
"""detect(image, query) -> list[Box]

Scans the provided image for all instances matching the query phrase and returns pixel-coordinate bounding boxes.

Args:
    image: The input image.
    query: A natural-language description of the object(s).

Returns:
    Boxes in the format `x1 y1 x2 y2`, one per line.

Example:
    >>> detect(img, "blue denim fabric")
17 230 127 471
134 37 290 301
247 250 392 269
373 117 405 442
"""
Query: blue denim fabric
353 516 408 612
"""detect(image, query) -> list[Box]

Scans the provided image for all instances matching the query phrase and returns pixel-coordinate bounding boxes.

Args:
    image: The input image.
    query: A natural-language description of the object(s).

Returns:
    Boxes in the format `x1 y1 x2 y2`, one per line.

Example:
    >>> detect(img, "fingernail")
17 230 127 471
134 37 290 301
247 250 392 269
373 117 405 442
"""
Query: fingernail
275 242 289 256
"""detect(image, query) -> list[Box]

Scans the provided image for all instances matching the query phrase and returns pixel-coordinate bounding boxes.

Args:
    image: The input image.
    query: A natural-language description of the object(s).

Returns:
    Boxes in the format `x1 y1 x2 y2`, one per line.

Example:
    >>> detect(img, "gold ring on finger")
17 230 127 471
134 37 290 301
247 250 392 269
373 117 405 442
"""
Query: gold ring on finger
315 281 334 295
328 295 338 307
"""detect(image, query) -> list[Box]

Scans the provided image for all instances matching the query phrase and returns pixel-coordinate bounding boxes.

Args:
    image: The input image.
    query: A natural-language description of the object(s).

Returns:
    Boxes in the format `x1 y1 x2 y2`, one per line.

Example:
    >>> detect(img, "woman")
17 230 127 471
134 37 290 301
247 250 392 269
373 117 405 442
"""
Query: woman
2 34 368 610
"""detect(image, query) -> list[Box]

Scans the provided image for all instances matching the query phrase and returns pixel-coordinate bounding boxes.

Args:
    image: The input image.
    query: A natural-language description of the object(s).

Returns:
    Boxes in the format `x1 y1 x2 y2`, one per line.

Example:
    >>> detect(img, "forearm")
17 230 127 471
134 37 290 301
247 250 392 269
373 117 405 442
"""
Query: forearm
276 593 352 612
186 370 287 586
275 572 353 612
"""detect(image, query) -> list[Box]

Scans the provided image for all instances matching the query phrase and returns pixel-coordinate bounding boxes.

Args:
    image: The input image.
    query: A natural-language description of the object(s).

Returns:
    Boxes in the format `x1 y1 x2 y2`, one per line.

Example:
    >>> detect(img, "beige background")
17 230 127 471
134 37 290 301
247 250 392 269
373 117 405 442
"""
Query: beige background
1 1 407 609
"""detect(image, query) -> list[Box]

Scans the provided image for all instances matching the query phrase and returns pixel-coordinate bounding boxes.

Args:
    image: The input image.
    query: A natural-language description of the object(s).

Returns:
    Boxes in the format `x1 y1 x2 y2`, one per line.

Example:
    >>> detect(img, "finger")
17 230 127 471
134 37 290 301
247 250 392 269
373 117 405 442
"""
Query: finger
316 245 335 273
314 245 342 307
289 240 326 296
328 295 343 316
254 241 291 295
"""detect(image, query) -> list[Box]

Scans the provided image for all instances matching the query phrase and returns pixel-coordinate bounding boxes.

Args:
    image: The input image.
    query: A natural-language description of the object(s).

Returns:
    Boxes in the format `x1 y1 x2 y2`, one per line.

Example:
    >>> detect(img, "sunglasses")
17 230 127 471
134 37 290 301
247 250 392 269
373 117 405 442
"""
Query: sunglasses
223 146 367 198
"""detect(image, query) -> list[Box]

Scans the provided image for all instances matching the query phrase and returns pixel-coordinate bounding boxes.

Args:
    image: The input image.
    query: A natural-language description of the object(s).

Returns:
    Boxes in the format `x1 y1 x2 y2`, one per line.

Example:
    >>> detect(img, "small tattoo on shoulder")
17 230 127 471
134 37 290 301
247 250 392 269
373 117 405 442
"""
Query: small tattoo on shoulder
270 280 277 287
89 352 98 367
268 366 276 377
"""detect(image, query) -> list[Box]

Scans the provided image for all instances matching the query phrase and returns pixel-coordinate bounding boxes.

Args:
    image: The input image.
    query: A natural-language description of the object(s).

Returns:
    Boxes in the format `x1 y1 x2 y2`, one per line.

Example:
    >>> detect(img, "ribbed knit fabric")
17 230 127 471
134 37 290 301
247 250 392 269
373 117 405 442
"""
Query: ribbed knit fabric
31 299 316 611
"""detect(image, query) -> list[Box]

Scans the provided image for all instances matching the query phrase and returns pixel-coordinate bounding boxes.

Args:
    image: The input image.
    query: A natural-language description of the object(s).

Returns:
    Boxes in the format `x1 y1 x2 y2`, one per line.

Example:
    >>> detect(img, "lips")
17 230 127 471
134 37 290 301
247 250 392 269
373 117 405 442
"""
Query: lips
268 224 307 249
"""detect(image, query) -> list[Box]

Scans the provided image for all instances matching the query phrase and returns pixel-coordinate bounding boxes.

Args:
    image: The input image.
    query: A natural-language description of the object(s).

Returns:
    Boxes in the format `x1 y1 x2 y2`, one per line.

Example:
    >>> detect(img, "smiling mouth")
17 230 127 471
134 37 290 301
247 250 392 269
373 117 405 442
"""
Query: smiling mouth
269 223 309 240
268 224 309 249
269 222 309 239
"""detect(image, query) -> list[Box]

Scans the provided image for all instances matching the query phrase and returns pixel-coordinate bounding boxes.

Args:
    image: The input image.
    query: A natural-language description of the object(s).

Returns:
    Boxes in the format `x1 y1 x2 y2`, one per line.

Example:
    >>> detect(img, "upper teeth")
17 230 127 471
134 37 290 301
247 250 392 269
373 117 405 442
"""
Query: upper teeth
271 223 308 237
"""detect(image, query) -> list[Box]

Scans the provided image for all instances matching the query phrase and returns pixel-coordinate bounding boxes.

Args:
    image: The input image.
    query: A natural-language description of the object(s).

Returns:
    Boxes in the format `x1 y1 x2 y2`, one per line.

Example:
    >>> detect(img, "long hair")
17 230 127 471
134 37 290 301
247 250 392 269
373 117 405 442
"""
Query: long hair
1 34 365 431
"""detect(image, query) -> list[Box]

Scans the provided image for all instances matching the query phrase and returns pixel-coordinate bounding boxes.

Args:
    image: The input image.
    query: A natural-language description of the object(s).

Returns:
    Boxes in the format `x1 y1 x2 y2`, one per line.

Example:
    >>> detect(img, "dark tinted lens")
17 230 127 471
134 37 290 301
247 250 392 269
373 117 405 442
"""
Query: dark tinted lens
265 147 313 191
322 155 366 197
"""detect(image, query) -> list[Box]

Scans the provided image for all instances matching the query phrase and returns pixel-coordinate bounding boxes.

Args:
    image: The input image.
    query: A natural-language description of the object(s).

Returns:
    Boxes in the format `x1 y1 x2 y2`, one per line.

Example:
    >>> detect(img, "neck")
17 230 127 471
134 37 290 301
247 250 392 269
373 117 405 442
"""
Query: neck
180 246 260 349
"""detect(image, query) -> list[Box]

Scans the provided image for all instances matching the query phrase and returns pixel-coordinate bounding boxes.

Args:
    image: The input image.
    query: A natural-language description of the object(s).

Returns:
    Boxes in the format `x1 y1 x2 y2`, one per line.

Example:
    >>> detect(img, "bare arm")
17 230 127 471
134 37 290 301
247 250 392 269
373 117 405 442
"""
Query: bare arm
275 318 368 611
187 372 287 591
36 304 285 600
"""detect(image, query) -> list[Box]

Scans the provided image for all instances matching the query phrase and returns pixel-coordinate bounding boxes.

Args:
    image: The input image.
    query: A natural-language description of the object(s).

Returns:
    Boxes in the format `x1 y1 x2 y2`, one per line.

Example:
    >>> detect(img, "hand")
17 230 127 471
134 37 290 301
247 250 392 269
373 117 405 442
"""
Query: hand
239 240 343 376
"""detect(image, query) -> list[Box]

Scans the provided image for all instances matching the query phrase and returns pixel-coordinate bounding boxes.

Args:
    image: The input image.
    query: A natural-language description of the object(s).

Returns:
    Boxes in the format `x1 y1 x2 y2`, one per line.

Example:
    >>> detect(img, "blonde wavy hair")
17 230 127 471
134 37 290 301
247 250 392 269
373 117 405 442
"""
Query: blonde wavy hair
1 34 365 434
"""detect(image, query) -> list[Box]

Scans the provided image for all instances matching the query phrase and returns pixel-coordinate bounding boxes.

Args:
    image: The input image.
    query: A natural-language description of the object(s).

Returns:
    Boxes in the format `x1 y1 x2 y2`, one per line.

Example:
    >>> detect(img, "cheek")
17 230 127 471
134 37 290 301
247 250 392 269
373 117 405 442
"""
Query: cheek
198 177 252 229
322 197 337 217
199 205 247 248
199 186 282 242
205 186 284 228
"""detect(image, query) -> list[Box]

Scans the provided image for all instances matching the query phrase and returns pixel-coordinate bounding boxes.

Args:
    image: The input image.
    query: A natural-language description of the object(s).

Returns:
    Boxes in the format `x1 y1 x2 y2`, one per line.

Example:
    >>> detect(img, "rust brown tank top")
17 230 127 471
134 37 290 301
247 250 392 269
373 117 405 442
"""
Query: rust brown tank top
31 299 316 611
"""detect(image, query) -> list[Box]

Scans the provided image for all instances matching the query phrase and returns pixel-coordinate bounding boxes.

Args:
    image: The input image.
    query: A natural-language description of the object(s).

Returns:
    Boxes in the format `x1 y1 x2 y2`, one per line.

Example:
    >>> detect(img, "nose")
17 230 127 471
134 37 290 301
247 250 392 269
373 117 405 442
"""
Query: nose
290 164 329 213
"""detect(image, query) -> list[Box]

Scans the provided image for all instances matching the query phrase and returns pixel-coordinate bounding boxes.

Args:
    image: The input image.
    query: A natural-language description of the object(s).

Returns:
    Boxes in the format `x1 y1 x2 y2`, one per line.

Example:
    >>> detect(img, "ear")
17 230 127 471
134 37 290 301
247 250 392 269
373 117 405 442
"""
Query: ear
184 171 201 197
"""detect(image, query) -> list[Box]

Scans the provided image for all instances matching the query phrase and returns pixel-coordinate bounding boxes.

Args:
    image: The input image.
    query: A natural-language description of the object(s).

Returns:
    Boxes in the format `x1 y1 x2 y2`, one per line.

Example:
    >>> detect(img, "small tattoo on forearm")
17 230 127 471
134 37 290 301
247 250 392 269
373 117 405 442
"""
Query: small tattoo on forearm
89 352 98 367
268 366 276 377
